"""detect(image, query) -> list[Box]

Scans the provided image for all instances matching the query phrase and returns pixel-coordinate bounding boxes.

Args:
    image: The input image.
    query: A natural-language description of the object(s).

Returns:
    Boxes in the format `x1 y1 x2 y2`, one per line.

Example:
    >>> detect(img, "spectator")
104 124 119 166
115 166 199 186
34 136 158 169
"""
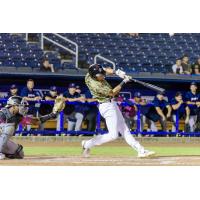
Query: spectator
181 55 191 74
185 82 200 132
40 58 55 73
172 59 183 74
20 79 42 131
195 58 200 68
63 83 85 133
129 33 139 37
171 92 190 132
191 64 200 75
8 84 19 97
169 33 175 37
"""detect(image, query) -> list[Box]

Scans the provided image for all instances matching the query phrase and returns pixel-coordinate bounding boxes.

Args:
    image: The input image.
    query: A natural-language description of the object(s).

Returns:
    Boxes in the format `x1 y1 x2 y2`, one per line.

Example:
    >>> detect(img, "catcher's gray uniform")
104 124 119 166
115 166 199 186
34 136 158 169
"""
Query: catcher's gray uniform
0 95 65 159
0 108 24 159
0 107 59 159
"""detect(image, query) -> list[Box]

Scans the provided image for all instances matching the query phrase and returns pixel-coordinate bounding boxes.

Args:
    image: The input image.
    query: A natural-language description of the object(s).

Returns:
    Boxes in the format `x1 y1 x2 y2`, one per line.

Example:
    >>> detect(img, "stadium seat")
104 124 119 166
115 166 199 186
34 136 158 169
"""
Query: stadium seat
1 33 200 74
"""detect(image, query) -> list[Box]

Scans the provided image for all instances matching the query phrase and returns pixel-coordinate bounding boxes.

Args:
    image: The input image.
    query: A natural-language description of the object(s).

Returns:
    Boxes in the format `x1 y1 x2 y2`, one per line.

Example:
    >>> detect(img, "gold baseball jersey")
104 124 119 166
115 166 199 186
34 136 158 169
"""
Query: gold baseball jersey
85 73 112 103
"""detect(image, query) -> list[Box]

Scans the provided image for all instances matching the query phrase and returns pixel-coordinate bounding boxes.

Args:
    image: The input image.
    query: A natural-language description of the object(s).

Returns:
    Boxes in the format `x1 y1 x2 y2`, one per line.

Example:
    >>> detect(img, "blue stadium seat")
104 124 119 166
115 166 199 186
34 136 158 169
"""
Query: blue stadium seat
2 33 200 73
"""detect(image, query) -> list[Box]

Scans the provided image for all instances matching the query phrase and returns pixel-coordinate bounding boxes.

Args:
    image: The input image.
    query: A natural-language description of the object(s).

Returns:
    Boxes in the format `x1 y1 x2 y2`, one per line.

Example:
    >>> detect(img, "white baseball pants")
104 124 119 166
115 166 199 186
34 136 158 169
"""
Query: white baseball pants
84 101 145 154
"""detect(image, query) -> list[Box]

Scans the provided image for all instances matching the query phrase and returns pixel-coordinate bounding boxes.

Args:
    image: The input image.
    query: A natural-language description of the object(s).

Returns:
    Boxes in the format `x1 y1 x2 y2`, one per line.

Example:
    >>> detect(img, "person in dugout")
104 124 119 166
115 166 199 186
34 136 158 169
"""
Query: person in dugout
20 79 42 131
171 92 190 132
39 86 61 131
8 84 19 97
145 92 172 132
185 82 200 132
63 83 85 133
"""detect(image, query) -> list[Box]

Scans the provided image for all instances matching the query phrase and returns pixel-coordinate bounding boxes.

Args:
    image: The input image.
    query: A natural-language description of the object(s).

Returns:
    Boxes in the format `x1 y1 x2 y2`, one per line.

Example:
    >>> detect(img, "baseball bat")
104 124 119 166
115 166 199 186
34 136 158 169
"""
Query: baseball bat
130 77 165 93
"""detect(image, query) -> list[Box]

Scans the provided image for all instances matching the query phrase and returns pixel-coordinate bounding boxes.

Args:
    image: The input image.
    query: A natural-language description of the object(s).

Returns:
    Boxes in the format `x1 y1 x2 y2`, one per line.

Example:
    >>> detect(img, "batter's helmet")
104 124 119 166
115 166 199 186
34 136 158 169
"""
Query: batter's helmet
88 64 106 79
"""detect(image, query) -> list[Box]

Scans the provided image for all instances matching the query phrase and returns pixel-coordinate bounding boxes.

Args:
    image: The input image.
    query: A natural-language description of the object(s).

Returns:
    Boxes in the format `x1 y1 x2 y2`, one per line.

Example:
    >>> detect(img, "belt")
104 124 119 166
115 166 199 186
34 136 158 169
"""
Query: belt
99 99 112 104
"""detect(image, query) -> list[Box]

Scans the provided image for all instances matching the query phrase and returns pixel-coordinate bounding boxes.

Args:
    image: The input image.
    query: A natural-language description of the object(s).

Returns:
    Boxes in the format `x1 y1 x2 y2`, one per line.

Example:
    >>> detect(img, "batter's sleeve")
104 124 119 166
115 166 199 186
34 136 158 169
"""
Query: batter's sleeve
85 73 112 97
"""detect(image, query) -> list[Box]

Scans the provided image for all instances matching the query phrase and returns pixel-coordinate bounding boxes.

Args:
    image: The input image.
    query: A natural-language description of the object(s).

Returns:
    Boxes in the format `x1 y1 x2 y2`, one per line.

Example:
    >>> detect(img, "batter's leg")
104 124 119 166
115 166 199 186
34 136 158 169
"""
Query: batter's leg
83 103 119 149
114 104 145 154
115 103 155 157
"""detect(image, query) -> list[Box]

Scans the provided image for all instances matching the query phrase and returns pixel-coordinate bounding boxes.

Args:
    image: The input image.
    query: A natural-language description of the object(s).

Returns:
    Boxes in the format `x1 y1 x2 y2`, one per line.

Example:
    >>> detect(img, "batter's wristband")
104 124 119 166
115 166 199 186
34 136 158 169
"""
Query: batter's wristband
119 80 126 87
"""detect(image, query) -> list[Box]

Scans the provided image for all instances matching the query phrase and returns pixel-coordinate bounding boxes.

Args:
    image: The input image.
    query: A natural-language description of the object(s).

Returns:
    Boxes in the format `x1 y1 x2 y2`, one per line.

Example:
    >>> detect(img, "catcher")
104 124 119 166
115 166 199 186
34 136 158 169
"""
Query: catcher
0 95 65 160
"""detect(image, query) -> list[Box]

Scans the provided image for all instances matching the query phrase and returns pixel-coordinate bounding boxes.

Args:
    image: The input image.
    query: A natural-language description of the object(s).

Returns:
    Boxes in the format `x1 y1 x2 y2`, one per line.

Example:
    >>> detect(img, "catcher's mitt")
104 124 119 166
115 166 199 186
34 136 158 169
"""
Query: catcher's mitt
53 95 66 113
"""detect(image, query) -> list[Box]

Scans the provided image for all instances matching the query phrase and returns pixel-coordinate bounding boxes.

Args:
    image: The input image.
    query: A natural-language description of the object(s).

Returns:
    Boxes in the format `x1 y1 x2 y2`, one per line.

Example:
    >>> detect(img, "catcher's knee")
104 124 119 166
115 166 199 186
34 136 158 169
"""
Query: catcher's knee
5 144 24 159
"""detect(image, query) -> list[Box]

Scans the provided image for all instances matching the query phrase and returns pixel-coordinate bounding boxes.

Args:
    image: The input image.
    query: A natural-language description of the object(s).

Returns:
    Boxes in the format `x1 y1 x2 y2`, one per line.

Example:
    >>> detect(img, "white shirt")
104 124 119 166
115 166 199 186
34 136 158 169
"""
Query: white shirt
172 64 183 74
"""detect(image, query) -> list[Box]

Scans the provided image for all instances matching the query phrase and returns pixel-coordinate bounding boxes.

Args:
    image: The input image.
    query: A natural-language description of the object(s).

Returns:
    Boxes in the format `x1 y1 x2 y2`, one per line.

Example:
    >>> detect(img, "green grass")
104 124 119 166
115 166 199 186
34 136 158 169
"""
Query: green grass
24 146 200 157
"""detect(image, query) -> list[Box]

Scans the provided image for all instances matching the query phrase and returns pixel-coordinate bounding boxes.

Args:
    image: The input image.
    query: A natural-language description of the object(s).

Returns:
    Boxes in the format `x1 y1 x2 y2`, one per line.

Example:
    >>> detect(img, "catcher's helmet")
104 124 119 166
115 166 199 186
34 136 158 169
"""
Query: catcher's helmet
6 96 29 116
88 64 106 79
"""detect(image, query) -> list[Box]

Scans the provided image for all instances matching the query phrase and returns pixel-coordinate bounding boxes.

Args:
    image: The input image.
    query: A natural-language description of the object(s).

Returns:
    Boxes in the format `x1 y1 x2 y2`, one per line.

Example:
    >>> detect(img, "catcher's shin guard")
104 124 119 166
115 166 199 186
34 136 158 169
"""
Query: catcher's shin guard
2 140 24 159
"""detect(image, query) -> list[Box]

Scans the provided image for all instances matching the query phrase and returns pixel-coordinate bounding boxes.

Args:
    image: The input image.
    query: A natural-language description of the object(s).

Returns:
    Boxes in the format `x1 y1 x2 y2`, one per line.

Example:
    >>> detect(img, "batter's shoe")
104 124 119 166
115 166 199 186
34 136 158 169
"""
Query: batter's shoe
138 150 155 158
0 153 5 160
81 140 90 158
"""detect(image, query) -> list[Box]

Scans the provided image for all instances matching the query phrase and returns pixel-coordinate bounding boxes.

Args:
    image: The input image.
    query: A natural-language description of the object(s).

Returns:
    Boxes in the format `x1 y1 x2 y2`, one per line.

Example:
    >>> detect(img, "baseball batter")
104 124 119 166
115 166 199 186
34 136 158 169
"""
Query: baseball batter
81 64 155 158
0 95 65 160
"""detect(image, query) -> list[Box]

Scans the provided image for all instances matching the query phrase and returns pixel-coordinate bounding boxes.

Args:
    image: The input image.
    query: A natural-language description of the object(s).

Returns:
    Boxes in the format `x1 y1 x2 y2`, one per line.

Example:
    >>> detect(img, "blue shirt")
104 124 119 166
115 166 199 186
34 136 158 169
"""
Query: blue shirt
44 91 57 100
124 99 150 115
85 90 92 99
63 91 86 114
171 98 187 117
152 97 169 110
63 91 80 99
20 87 40 114
7 92 19 98
185 91 200 115
20 87 40 98
84 90 98 113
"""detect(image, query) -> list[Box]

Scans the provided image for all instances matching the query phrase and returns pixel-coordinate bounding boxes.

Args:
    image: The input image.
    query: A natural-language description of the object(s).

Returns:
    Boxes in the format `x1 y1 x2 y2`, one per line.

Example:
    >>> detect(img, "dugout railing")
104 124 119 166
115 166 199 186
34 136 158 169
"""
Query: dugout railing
0 99 199 136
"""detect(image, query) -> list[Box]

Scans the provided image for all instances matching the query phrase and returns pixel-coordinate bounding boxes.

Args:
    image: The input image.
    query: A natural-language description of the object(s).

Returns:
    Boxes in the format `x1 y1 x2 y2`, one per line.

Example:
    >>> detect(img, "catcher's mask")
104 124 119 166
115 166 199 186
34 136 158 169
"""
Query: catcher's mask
6 96 29 116
88 64 106 79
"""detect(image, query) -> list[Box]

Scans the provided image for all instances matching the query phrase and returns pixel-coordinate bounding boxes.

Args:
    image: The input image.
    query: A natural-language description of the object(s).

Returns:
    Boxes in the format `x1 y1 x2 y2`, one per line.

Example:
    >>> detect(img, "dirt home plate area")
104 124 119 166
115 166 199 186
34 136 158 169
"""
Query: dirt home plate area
2 136 200 166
